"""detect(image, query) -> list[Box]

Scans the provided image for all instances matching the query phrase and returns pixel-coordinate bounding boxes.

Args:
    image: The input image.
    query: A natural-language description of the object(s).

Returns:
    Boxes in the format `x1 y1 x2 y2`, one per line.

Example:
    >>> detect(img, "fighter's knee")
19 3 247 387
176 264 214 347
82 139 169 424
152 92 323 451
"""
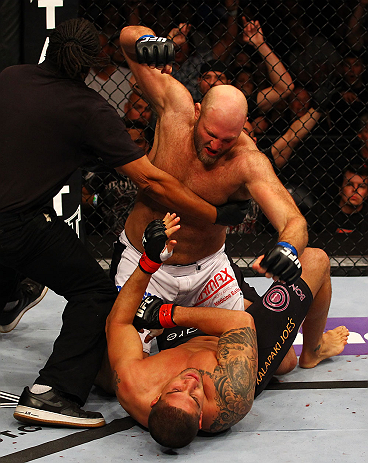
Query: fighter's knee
275 348 298 375
301 247 330 275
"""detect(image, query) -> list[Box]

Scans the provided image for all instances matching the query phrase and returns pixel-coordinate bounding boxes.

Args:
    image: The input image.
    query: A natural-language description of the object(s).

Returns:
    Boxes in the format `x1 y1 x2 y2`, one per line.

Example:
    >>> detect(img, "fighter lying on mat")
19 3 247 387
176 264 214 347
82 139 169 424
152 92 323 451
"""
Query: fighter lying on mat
102 213 345 449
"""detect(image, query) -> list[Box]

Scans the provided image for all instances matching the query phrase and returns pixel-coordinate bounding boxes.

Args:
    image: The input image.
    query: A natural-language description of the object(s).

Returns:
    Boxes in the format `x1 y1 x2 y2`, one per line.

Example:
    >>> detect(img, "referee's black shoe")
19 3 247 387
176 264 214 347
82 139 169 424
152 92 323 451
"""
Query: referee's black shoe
0 279 48 333
14 387 106 428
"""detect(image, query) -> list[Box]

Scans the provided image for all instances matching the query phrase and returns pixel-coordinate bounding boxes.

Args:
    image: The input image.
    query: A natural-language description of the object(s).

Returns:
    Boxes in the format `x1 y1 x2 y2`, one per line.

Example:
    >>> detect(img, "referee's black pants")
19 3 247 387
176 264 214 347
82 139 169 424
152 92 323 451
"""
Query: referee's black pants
0 206 117 405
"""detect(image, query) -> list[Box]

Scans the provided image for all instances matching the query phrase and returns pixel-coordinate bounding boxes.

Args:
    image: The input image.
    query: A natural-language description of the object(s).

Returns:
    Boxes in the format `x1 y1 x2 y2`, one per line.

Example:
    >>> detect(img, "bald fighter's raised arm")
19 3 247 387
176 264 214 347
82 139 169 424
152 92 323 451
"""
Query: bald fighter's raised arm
119 26 192 118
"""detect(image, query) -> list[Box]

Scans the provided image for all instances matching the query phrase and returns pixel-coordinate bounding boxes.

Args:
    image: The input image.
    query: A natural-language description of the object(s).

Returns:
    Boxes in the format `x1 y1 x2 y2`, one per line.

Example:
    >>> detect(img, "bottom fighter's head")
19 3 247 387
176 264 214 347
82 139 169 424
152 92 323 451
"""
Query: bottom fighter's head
148 368 205 448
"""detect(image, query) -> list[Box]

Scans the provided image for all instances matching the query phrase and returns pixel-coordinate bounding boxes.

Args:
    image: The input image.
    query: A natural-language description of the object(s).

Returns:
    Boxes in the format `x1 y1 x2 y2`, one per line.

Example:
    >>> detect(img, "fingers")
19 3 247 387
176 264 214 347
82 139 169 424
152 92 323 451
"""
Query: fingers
166 239 177 254
179 23 191 35
252 255 266 274
144 328 164 342
161 64 173 74
163 212 181 237
252 255 276 280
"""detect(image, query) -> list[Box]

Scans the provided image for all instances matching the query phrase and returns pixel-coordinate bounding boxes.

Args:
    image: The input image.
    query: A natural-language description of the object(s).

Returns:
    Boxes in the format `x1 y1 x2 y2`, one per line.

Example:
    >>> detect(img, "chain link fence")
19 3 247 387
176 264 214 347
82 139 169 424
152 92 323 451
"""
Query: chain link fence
78 0 368 276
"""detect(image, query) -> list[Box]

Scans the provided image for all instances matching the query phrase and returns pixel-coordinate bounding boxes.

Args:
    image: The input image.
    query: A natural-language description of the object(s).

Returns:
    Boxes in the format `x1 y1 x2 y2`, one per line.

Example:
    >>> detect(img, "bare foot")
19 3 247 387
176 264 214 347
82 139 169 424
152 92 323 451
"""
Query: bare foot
299 326 349 369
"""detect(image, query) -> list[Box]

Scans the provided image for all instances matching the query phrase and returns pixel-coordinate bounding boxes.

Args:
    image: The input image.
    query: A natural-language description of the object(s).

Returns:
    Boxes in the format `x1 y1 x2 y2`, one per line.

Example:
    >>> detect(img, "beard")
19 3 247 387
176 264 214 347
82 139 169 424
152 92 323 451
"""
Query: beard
193 121 223 166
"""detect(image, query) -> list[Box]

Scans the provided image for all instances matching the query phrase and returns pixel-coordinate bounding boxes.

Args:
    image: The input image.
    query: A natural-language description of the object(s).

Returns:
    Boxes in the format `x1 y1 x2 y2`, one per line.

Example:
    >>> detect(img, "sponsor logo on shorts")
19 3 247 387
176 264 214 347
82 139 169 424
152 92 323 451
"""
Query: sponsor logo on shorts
256 317 296 385
262 285 290 312
289 283 306 301
194 268 235 306
213 287 242 306
166 327 198 342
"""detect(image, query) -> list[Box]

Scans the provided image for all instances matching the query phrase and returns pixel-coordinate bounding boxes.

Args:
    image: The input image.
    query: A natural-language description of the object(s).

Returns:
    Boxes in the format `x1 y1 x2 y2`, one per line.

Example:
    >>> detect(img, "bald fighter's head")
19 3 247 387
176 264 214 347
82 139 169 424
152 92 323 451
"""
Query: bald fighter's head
193 85 248 165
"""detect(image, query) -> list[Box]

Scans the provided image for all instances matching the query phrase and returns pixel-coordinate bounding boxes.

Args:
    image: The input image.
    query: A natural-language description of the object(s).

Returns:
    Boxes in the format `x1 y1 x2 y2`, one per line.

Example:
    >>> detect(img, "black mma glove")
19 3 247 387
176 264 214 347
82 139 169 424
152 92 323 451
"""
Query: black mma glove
215 201 252 226
134 295 177 330
135 35 175 67
260 242 302 285
139 219 173 274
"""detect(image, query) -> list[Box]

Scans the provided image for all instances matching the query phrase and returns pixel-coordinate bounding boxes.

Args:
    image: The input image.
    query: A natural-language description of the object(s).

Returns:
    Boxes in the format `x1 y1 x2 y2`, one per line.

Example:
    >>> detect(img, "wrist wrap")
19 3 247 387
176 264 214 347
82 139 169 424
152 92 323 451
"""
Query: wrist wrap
139 252 162 274
277 241 298 257
137 34 155 41
159 304 176 328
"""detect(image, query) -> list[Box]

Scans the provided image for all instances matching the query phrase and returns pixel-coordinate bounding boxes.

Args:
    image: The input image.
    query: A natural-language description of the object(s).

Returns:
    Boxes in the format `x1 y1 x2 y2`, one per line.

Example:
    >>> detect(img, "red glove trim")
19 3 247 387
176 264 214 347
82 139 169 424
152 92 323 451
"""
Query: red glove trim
139 252 161 274
159 304 177 328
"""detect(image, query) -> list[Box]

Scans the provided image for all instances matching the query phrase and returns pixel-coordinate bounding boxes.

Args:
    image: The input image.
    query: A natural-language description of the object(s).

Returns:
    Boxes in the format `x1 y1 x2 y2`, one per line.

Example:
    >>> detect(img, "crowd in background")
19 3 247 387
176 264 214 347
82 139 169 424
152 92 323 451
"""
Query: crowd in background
77 0 368 265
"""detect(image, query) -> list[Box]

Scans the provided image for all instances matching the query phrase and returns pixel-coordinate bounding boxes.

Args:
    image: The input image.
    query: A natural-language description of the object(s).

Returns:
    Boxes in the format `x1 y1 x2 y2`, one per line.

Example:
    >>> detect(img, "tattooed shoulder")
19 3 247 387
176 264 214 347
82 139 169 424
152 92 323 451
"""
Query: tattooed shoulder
209 326 257 433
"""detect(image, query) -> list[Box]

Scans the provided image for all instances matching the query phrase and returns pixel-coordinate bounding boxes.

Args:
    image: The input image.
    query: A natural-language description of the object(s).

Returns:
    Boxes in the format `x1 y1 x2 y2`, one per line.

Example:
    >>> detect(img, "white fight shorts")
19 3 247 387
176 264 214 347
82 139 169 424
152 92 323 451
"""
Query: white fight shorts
115 231 245 353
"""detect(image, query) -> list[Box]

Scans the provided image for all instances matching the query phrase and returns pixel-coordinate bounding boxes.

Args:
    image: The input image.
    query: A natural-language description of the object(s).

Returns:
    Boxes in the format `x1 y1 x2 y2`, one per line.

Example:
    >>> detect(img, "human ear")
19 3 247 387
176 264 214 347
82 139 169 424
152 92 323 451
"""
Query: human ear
194 103 201 120
150 395 161 408
198 411 203 429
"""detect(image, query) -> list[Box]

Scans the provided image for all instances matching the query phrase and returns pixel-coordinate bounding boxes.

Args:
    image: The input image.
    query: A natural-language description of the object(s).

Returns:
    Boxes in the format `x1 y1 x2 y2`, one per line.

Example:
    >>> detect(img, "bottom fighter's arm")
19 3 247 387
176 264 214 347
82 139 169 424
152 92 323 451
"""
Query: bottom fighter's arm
106 213 180 370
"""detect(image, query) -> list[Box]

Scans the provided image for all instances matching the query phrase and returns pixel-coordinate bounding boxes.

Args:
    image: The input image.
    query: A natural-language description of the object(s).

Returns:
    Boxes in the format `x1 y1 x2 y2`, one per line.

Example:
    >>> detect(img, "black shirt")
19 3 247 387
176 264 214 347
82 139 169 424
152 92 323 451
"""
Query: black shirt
0 60 143 213
309 201 368 234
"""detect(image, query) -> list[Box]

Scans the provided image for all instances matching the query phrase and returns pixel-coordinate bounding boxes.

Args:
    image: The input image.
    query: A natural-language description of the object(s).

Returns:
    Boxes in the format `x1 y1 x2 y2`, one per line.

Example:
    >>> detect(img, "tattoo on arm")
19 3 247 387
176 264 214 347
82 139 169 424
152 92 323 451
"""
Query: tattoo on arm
208 326 258 433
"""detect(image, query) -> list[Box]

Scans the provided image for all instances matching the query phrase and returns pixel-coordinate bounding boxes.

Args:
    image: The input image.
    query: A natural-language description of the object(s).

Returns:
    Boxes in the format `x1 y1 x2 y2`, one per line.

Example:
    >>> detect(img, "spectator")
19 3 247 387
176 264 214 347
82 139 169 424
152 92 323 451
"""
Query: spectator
169 0 239 102
123 91 153 127
85 30 131 116
356 112 368 164
239 16 294 118
232 65 255 98
286 13 340 89
197 59 231 98
310 164 368 235
346 0 368 53
256 81 336 170
101 124 150 236
329 51 368 136
123 90 154 145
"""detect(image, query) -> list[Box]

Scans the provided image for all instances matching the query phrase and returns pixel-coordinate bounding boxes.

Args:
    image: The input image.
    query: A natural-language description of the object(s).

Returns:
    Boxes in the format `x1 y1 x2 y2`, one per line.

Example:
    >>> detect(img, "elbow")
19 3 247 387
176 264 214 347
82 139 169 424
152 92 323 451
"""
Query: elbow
120 26 135 43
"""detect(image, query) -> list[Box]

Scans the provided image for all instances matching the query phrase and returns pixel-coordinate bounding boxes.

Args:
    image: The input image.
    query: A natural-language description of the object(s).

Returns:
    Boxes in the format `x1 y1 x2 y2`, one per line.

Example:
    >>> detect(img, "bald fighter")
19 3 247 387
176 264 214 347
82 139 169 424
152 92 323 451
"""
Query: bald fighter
112 26 348 378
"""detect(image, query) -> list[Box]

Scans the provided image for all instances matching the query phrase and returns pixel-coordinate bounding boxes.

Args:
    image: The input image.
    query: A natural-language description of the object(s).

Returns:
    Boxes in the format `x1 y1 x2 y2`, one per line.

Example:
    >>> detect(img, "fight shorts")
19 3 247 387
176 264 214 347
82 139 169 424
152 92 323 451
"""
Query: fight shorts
111 231 246 352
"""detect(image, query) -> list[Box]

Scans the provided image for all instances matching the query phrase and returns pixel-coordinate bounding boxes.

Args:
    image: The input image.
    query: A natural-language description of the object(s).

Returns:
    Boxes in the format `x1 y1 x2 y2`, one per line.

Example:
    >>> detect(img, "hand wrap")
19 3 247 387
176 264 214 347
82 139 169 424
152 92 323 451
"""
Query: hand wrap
139 219 173 274
215 200 252 226
133 295 177 330
260 243 302 285
135 35 175 67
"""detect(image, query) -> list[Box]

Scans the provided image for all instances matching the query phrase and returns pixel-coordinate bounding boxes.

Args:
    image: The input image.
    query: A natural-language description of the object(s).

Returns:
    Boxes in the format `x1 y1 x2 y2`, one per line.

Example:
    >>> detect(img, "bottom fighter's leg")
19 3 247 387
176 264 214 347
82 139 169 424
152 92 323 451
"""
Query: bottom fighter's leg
296 248 349 369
